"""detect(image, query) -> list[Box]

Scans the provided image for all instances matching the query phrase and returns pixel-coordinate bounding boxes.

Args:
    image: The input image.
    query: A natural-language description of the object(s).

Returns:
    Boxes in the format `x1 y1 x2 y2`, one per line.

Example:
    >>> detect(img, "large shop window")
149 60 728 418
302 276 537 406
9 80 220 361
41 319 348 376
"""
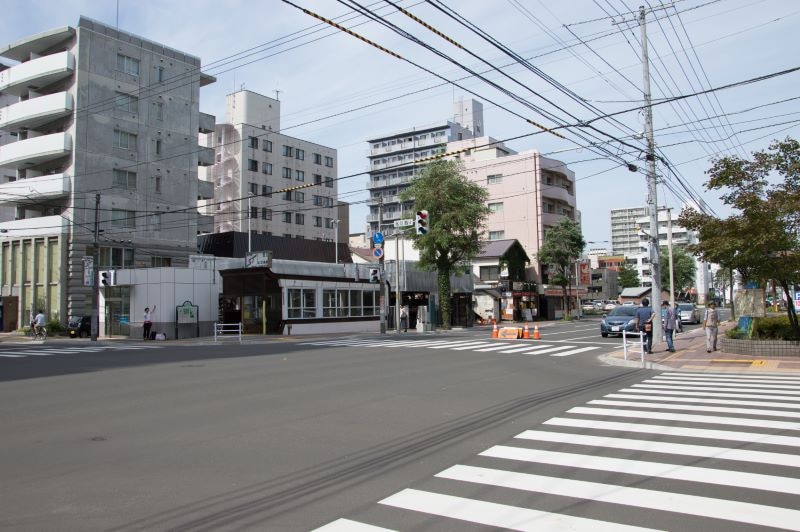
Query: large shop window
288 288 316 318
322 289 378 318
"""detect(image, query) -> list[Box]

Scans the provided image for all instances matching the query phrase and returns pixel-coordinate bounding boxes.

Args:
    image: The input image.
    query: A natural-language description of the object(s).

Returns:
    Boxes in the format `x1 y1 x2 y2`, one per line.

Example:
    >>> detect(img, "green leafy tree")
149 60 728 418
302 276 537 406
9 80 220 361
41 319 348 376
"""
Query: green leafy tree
401 160 490 329
617 262 640 289
679 137 800 336
659 246 696 298
537 218 586 318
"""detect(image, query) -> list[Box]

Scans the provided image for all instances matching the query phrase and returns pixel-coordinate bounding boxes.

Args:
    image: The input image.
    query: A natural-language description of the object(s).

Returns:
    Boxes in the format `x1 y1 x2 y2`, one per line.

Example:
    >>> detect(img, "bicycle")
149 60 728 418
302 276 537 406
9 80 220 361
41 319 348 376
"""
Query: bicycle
31 325 47 341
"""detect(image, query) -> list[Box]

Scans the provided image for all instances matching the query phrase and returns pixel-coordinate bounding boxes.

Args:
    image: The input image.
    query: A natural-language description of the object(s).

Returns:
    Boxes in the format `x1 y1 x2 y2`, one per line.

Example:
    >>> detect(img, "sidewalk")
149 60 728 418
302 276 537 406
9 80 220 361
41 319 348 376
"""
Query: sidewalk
601 321 800 374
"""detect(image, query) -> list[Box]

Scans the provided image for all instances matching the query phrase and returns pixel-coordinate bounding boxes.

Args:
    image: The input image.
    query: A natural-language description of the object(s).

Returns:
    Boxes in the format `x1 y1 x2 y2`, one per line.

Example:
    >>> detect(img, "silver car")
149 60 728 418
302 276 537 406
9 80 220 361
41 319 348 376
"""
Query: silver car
676 303 701 324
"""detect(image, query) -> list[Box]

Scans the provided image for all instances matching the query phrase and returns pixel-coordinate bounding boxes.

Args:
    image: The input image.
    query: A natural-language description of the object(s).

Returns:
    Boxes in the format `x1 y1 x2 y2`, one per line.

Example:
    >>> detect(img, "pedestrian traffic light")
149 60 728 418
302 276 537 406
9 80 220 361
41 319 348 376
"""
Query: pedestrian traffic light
415 210 429 235
369 268 380 283
100 270 115 286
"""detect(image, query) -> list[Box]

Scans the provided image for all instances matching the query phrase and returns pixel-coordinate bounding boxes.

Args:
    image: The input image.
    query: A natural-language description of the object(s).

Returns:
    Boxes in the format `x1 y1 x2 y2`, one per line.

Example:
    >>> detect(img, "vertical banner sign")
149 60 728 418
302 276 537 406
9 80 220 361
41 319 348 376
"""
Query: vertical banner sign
82 257 94 287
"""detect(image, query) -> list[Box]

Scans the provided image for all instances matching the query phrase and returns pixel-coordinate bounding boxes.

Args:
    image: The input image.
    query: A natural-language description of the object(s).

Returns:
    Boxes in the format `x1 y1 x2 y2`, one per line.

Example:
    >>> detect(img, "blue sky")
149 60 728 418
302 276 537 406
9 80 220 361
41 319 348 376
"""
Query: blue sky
2 0 798 247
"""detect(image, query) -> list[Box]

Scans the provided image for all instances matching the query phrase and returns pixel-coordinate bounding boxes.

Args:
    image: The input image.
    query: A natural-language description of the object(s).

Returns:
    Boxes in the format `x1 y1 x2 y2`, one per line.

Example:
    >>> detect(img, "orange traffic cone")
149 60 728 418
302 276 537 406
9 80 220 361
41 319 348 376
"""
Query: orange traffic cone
523 322 530 339
533 324 541 340
491 322 499 338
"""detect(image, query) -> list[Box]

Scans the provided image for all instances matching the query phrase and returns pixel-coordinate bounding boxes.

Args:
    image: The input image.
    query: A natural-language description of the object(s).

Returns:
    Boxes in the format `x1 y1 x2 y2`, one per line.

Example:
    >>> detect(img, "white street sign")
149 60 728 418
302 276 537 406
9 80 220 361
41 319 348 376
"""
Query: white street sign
393 219 414 227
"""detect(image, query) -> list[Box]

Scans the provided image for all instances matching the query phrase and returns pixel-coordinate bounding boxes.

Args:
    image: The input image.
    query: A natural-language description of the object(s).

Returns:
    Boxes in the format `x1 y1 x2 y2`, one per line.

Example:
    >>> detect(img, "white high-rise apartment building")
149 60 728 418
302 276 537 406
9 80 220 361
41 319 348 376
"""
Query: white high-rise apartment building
610 206 647 256
0 17 215 331
208 90 344 242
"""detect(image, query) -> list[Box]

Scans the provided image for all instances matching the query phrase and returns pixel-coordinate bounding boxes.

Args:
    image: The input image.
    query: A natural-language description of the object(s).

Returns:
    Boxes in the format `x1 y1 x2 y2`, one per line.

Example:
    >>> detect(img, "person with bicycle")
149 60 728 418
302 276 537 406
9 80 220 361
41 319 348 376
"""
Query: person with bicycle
33 309 47 338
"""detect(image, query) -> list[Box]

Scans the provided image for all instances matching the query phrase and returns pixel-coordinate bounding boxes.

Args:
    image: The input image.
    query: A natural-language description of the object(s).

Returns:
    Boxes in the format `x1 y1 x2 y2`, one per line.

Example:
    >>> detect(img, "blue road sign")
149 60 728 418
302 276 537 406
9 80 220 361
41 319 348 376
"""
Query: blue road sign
373 247 384 258
373 232 384 244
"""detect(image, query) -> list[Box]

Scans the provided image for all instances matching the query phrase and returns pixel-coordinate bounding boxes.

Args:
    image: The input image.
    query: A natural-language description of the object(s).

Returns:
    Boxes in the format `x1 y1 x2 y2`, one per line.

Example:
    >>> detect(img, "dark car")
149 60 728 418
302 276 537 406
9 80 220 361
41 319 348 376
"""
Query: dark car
68 316 91 338
600 305 639 337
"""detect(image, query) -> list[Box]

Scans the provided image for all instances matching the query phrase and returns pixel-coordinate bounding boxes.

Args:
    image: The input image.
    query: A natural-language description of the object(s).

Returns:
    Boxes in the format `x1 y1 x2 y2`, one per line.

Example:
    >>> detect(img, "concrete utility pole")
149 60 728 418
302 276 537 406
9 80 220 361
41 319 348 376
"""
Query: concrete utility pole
639 6 662 342
666 207 675 308
378 196 386 334
91 193 100 342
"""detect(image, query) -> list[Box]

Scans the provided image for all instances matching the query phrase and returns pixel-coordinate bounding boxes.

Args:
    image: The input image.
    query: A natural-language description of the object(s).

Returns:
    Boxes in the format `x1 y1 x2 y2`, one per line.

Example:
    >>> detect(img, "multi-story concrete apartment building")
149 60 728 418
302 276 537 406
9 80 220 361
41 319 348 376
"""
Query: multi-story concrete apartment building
610 206 647 256
365 99 483 235
208 90 346 243
0 17 215 331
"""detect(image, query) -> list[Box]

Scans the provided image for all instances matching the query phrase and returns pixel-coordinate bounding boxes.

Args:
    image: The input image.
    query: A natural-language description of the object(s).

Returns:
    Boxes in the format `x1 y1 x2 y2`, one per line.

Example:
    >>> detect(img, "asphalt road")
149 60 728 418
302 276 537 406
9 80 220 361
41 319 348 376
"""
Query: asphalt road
2 318 794 531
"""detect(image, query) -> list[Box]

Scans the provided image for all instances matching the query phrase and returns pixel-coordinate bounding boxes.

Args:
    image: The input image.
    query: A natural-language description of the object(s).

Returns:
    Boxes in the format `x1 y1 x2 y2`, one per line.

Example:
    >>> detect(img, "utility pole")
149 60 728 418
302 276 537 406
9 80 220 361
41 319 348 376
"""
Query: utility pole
91 193 100 342
666 207 675 308
639 6 662 342
378 196 386 334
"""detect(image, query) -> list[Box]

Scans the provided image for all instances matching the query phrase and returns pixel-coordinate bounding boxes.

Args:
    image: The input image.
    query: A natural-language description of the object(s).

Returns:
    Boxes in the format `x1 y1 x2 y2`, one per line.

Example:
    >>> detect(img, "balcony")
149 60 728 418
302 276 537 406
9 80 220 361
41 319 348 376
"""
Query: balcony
541 184 574 204
0 173 70 205
0 132 71 169
0 214 67 236
197 146 214 166
0 51 75 97
199 112 215 134
197 179 213 200
0 92 73 130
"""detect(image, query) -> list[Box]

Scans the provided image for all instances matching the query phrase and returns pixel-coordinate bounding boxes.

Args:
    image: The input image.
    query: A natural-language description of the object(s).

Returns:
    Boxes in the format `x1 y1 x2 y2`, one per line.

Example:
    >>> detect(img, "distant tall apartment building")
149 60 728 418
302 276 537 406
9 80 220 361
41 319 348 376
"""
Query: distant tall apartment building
0 17 215 331
365 99 483 234
610 206 648 256
207 90 346 242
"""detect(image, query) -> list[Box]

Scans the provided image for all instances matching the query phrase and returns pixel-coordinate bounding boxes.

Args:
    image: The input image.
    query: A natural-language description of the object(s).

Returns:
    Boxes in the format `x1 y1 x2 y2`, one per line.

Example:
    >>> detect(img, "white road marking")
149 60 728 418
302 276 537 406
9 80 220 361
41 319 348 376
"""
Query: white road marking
605 393 800 410
619 387 800 402
653 375 800 386
549 346 600 357
498 344 557 353
633 383 800 396
474 343 524 352
568 406 800 431
451 342 499 350
436 465 800 531
379 489 658 532
313 518 396 531
516 345 578 355
642 378 800 391
661 371 800 381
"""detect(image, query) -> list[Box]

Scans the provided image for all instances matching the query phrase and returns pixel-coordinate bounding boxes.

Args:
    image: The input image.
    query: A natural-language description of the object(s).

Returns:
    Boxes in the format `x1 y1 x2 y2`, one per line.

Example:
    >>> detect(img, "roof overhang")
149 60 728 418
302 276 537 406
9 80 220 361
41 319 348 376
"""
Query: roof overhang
0 27 75 62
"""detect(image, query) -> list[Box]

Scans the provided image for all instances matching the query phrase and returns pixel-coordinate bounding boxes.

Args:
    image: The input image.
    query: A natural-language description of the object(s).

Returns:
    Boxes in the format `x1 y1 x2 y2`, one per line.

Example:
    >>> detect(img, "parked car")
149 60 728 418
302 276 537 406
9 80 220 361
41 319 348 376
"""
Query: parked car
676 303 701 325
600 305 638 337
581 301 597 312
68 316 92 338
603 300 617 311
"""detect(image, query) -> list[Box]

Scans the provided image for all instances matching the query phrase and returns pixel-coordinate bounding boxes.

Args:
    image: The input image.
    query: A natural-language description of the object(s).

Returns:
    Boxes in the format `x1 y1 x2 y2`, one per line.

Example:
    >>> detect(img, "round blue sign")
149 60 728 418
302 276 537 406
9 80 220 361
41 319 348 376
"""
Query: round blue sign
373 232 384 244
373 247 384 258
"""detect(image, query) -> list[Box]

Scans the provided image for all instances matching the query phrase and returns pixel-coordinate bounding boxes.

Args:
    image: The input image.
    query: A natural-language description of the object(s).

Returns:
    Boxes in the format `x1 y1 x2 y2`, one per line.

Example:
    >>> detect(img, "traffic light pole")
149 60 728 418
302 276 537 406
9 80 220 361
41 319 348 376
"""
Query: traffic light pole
91 193 99 342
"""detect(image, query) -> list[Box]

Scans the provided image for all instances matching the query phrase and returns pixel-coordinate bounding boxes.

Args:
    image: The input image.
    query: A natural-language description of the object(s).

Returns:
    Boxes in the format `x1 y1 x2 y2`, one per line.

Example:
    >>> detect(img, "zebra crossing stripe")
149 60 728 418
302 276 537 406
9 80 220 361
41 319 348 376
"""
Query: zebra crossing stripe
313 518 396 531
474 343 521 352
515 429 800 468
429 340 490 349
549 346 600 357
497 344 555 353
643 378 800 391
515 345 578 355
379 489 656 532
605 393 800 410
619 387 800 402
653 375 800 386
435 464 800 531
451 342 498 350
662 371 800 381
544 417 800 447
0 353 24 357
480 445 800 495
568 406 800 431
590 399 800 419
633 383 800 396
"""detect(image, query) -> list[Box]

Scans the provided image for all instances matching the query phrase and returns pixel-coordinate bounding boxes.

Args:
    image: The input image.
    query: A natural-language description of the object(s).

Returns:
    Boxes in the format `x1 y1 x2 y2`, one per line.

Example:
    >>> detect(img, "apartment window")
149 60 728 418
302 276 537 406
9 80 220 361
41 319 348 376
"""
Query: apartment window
287 288 316 319
313 195 323 206
155 102 164 120
262 162 272 175
261 185 272 197
282 167 292 179
99 246 134 268
487 174 503 185
156 66 164 82
283 212 293 223
154 175 162 193
155 139 163 156
111 209 136 228
325 176 333 188
112 169 137 189
295 148 304 160
283 191 292 201
313 153 322 164
325 197 334 208
249 136 259 149
295 191 304 203
488 230 505 240
480 266 500 281
313 173 322 184
250 182 258 195
261 208 272 220
313 216 322 227
263 140 272 152
248 159 258 172
295 170 305 182
116 54 140 76
250 207 258 219
151 213 162 231
324 156 334 167
113 130 137 150
488 202 503 213
295 213 304 225
216 154 222 163
115 92 138 113
282 145 293 157
151 256 171 267
324 218 334 229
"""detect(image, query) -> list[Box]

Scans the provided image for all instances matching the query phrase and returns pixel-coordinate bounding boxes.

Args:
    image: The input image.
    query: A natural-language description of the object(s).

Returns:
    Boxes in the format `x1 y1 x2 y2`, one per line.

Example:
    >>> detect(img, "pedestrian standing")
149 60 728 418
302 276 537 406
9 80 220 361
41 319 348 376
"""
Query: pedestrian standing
399 304 409 332
662 301 677 352
635 298 655 354
703 302 719 352
143 305 156 340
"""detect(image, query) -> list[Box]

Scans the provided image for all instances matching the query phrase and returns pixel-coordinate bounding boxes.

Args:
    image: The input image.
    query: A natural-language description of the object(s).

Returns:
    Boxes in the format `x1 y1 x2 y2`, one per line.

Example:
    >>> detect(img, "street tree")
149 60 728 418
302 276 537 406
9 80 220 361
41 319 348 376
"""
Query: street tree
659 246 696 299
679 137 800 336
617 262 640 289
401 159 490 329
537 218 586 318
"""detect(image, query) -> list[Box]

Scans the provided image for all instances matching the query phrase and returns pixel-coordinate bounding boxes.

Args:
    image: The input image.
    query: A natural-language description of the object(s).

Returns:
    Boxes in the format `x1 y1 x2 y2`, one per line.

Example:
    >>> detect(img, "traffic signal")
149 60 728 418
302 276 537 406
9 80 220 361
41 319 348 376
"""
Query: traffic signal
369 268 380 283
100 270 115 286
415 210 429 235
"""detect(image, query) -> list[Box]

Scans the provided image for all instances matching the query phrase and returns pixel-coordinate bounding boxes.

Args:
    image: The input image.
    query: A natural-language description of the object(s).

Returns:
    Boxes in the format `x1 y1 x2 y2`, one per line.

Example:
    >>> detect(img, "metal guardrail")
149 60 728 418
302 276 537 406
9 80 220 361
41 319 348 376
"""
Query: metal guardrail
214 322 242 342
622 329 646 363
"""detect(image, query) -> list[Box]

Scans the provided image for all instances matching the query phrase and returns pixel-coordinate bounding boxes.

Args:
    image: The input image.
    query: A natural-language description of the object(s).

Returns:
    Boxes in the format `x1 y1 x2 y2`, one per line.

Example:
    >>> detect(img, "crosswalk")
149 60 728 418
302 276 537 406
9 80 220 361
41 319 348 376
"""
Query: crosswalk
315 371 800 531
0 343 164 358
300 337 603 358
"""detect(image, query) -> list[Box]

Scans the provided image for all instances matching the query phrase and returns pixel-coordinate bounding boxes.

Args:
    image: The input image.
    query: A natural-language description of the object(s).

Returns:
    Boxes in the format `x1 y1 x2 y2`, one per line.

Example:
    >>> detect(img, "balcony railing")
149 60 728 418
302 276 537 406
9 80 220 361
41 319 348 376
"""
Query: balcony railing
0 51 75 96
0 91 73 131
197 146 214 167
0 173 70 205
0 132 71 169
